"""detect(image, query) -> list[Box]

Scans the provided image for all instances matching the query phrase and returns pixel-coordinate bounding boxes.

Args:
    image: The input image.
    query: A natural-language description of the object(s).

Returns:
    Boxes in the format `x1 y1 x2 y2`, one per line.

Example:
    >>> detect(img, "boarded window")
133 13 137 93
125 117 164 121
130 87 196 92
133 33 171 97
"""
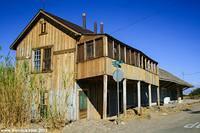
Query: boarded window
120 45 125 62
86 41 94 59
108 39 113 58
126 49 131 64
114 42 119 60
95 38 103 57
78 43 84 62
34 49 41 72
43 48 51 71
41 22 47 34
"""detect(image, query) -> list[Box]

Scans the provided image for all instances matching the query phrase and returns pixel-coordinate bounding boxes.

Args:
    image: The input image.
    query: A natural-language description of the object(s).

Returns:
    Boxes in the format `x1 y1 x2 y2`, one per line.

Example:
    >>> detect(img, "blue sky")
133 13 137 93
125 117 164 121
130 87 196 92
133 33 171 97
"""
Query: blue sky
0 0 199 93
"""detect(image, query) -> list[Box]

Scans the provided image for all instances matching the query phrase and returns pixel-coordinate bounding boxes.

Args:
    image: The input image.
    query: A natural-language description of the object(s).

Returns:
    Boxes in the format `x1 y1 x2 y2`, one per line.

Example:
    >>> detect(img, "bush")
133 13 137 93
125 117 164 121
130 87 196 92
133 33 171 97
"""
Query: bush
189 88 200 99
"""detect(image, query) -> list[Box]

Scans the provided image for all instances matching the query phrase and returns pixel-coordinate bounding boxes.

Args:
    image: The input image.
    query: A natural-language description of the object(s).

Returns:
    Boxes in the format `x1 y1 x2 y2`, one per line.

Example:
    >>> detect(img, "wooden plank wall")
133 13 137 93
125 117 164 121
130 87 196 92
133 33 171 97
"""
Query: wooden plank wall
16 18 76 91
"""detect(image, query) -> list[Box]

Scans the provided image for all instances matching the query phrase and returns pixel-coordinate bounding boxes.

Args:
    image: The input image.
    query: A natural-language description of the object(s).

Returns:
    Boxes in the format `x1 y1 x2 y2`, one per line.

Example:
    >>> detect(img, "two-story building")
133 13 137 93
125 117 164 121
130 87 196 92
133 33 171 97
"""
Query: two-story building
10 10 191 121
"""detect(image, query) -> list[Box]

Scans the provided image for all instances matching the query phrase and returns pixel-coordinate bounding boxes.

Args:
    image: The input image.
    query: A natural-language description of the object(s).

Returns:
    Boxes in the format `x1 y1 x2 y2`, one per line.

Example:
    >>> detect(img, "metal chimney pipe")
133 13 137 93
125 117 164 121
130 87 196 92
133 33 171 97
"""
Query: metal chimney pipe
82 13 86 29
100 22 104 34
94 21 97 34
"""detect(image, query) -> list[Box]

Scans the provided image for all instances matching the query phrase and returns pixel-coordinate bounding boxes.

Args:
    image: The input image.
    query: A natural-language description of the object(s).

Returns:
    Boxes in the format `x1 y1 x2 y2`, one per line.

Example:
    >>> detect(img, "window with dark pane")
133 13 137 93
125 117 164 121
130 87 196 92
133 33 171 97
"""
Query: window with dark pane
78 43 84 62
40 90 48 118
114 42 119 60
120 45 125 62
126 49 130 64
86 41 94 59
108 39 113 58
95 38 103 57
43 48 51 71
34 49 41 72
131 51 135 66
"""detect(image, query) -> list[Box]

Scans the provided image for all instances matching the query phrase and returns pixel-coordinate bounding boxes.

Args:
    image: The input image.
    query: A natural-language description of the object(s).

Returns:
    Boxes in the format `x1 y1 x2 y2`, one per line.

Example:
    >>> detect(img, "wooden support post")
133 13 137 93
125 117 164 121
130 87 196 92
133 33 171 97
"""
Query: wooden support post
137 81 141 114
148 84 152 107
157 87 160 106
123 79 127 115
103 37 108 57
103 75 108 119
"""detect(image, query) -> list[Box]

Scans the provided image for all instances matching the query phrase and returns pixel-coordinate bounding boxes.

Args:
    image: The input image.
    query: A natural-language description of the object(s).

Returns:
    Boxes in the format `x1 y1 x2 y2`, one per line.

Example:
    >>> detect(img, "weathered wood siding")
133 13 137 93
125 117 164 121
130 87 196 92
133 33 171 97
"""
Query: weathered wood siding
105 57 159 86
16 18 76 90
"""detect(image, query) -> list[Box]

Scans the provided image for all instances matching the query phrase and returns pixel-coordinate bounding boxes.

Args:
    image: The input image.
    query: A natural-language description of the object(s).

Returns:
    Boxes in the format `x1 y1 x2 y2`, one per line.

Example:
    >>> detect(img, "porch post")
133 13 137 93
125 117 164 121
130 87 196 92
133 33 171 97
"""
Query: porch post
137 81 141 113
103 75 108 119
157 87 160 106
123 79 127 115
148 84 152 107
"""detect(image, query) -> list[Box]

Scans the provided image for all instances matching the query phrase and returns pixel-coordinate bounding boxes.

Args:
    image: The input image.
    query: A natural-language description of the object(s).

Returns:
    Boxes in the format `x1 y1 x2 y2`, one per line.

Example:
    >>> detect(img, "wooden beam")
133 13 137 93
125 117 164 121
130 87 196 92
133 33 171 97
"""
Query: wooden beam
148 84 152 107
137 81 141 114
103 75 108 119
123 79 127 115
157 86 160 106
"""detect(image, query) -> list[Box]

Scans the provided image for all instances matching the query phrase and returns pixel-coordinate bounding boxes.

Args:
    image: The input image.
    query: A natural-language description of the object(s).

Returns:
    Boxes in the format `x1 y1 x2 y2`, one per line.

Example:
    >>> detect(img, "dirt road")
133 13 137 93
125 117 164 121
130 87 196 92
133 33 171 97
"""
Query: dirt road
63 102 200 133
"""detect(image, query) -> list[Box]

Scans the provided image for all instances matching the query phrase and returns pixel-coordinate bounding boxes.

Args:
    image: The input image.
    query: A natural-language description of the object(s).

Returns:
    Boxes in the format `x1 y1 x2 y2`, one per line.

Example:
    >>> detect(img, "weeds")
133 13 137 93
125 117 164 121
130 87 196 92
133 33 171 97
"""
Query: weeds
0 52 32 127
0 48 72 129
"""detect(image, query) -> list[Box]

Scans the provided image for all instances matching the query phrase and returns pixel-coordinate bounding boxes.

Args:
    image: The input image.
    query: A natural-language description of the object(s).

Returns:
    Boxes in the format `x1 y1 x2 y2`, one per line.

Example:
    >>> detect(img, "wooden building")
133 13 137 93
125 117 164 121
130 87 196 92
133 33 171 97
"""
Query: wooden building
159 68 192 104
10 10 191 120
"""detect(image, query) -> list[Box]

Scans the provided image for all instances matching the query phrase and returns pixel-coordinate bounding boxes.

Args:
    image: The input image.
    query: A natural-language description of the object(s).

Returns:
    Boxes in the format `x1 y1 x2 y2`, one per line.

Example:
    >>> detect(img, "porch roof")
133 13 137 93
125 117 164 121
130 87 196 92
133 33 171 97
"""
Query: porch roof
159 68 193 88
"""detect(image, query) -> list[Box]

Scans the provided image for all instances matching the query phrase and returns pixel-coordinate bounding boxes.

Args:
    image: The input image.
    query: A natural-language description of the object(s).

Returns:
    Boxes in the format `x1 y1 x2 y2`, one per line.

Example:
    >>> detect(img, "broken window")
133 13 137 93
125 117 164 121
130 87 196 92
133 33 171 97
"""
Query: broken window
120 45 125 62
114 42 119 60
43 48 51 71
108 39 113 58
40 90 48 118
86 41 94 59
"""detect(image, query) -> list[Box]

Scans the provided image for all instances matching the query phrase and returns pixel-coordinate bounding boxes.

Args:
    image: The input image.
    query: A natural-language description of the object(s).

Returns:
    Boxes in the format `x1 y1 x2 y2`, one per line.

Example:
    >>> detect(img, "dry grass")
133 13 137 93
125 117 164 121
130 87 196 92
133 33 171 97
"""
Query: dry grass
0 54 32 127
0 52 70 129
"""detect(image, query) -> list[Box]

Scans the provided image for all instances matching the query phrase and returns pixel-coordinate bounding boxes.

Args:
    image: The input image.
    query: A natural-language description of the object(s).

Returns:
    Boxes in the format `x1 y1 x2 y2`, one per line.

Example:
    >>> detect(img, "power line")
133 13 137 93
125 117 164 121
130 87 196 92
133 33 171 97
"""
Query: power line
110 1 176 34
184 72 200 76
110 10 161 34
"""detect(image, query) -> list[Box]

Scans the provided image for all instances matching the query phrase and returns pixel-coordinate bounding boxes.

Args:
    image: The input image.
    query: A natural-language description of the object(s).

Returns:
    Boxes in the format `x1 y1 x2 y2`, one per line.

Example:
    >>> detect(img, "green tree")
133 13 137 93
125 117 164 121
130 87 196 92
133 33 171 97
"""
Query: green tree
190 88 200 96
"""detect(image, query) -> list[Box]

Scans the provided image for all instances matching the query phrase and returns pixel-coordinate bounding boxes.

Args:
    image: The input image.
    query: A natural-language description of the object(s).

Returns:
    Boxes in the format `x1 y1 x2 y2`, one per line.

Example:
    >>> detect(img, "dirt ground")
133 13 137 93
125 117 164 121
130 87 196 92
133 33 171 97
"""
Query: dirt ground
62 99 200 133
1 99 200 133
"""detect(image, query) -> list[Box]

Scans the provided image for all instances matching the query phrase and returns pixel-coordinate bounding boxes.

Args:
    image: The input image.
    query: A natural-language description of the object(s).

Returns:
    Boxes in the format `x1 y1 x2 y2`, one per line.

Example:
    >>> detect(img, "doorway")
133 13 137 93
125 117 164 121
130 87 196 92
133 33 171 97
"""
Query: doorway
79 90 88 119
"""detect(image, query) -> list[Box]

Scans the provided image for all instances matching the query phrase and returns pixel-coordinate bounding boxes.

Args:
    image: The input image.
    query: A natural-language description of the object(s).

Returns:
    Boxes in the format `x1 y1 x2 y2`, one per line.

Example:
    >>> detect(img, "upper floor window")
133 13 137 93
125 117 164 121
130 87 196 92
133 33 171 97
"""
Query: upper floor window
43 48 51 71
33 47 52 73
34 49 41 72
41 22 47 34
114 42 119 60
95 38 103 57
86 41 94 59
77 43 84 62
108 39 113 58
120 45 125 62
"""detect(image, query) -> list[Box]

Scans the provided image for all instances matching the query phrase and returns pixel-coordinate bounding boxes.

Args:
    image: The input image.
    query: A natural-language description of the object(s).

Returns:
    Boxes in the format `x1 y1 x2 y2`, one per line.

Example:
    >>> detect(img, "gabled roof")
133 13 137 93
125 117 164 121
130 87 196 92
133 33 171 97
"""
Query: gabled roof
43 10 93 34
159 68 193 88
10 9 93 50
